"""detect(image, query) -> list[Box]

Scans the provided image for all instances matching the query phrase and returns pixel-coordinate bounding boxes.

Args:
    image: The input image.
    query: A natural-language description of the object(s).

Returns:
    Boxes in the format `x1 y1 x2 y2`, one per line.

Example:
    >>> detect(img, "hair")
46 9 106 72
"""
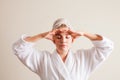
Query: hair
56 24 68 29
52 18 72 30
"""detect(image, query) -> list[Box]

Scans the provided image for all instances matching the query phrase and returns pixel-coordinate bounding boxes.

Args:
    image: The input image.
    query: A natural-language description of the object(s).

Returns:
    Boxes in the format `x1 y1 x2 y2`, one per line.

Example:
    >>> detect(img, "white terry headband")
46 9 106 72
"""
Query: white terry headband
52 18 72 30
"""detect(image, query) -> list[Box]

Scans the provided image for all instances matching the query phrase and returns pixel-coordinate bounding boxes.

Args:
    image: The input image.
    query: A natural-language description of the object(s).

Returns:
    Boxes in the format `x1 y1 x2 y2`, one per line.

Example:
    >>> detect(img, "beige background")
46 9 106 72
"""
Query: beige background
0 0 120 80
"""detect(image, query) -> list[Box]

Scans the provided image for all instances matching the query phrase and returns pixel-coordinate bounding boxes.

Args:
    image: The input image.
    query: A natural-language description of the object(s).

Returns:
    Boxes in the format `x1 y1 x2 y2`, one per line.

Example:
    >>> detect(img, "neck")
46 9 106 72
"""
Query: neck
57 49 69 62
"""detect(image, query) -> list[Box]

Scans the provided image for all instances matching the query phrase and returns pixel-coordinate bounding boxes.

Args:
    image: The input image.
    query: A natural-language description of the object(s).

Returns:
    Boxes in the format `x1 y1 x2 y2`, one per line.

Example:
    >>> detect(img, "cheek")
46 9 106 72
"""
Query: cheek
66 40 73 45
53 37 58 44
68 37 73 43
53 39 60 45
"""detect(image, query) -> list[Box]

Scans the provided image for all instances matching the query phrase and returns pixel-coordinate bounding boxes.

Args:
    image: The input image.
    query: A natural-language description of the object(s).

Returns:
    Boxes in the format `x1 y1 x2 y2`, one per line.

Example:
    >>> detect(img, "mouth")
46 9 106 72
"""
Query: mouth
60 44 67 47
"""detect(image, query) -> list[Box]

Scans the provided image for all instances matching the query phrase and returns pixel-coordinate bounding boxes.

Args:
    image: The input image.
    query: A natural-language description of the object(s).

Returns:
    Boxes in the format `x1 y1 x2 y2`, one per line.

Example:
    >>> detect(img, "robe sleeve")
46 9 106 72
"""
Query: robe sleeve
12 34 44 74
77 35 114 75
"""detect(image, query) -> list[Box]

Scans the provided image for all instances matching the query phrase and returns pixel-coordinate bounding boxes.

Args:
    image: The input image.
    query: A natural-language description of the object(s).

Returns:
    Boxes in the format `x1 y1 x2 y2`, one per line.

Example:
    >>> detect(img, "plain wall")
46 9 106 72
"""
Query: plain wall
0 0 120 80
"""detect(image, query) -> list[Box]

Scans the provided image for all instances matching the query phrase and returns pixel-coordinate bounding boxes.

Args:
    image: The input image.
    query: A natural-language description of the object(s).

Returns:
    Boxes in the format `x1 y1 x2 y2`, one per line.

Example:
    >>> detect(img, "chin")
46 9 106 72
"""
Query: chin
61 48 69 52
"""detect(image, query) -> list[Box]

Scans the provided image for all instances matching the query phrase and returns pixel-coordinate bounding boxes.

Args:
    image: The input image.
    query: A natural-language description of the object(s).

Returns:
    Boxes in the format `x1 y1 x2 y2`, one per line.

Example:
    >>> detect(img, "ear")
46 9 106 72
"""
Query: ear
72 37 75 43
52 38 56 44
72 35 80 42
52 36 55 44
53 40 55 44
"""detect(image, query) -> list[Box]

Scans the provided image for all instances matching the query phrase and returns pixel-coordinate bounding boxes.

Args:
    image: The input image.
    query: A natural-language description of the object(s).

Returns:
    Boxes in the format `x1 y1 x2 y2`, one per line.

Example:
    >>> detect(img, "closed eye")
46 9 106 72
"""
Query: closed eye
66 35 71 39
55 35 62 39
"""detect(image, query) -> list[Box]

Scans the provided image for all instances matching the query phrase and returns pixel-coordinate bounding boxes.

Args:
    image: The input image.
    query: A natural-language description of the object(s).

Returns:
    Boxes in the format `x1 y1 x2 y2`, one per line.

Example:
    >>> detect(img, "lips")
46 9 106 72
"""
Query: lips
60 44 67 47
61 44 66 46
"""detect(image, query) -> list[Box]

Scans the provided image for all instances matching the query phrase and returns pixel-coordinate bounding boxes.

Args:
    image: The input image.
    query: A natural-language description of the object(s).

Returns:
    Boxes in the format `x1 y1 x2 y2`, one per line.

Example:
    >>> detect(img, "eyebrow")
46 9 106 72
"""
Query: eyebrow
55 33 60 36
55 30 70 35
55 30 62 34
55 33 71 36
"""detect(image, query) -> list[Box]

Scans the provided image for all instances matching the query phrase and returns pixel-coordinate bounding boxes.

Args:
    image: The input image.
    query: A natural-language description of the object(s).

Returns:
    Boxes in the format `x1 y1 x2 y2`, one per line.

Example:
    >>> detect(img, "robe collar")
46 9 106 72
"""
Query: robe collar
51 49 74 80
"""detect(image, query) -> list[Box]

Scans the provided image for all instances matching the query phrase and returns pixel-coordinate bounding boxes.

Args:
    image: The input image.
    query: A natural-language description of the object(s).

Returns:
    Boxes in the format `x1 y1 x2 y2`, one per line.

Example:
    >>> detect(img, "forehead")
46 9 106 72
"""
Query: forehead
55 26 69 33
55 30 70 36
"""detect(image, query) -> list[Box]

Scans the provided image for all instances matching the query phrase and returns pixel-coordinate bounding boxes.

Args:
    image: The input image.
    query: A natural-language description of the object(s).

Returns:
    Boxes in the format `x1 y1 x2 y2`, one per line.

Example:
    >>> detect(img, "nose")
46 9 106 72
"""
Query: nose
61 36 67 43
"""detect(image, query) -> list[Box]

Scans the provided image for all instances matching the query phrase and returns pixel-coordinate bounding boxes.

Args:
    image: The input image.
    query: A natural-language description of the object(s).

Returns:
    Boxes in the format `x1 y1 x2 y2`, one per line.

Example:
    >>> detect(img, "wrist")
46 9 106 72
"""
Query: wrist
78 31 85 36
39 32 49 38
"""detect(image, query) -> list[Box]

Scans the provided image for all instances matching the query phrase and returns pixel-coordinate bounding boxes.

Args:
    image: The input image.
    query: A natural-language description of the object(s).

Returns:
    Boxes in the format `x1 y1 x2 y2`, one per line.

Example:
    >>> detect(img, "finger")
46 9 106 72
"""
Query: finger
45 35 53 41
52 29 60 34
67 30 73 35
81 32 84 36
77 31 84 36
49 30 56 35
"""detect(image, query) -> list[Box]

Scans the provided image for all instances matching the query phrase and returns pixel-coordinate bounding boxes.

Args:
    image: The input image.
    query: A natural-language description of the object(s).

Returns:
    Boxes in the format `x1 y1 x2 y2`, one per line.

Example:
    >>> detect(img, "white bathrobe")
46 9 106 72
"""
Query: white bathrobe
12 35 113 80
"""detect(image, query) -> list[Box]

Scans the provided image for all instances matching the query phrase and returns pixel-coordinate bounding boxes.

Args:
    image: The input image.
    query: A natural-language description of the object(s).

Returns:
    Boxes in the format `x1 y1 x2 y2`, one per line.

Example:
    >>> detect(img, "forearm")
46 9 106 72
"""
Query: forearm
83 32 103 41
13 35 42 73
24 32 49 42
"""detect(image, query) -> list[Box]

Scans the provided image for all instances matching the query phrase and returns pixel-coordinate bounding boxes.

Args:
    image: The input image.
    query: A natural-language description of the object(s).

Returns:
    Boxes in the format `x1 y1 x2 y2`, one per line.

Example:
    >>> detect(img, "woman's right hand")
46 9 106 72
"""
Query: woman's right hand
44 29 58 41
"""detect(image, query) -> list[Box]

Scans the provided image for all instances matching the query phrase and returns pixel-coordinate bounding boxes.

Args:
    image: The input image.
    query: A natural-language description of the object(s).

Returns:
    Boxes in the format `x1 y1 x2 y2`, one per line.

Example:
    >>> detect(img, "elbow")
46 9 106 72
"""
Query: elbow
109 40 114 52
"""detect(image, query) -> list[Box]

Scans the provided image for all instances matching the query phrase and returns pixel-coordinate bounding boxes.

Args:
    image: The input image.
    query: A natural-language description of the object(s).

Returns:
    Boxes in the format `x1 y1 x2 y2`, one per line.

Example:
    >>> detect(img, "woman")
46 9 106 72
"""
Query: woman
13 18 113 80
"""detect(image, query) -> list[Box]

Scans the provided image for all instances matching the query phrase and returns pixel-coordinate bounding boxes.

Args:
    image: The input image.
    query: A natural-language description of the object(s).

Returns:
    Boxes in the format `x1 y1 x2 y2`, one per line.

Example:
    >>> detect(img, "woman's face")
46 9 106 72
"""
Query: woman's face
53 27 73 52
